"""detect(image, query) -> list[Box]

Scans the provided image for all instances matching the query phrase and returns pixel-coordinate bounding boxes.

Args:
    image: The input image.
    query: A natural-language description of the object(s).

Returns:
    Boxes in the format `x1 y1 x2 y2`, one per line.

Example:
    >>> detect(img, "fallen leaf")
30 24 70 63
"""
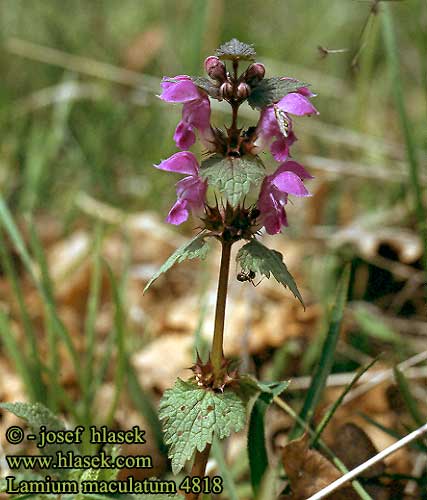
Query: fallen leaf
282 433 358 499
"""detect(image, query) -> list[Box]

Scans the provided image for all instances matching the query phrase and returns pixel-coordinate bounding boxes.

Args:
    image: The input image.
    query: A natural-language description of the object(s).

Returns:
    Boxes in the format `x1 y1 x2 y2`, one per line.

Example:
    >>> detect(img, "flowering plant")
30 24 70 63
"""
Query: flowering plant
145 39 317 499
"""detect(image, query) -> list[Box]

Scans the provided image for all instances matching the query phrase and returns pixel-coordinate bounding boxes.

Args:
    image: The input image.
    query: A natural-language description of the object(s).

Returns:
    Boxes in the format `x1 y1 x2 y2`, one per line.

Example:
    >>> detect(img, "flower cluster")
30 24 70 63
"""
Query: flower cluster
154 40 318 235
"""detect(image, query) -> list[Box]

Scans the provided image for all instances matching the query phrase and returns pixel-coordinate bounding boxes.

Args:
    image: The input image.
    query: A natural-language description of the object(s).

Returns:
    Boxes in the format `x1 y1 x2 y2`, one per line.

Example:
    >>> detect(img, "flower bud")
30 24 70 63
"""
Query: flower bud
244 63 266 84
204 56 227 82
236 82 250 99
220 81 234 100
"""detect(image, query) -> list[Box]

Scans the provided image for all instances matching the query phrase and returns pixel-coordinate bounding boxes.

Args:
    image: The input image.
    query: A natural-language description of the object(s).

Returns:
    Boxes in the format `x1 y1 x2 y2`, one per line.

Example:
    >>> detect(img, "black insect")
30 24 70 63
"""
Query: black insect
237 270 262 287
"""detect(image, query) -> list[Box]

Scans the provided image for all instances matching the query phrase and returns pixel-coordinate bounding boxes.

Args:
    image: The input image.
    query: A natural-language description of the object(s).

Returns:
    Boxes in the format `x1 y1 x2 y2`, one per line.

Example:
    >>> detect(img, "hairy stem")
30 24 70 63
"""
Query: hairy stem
211 239 232 376
187 240 232 498
185 444 212 500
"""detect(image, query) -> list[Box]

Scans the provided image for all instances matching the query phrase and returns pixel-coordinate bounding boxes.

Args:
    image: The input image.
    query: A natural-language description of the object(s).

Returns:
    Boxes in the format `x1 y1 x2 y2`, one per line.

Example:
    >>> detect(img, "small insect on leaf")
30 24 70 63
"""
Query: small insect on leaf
236 269 263 287
237 270 256 282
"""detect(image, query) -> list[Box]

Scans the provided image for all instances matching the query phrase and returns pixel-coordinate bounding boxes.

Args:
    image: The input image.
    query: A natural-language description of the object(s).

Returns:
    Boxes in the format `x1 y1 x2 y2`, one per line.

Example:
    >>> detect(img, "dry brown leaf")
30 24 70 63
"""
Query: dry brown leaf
131 333 193 391
282 433 358 500
331 423 384 478
331 226 423 264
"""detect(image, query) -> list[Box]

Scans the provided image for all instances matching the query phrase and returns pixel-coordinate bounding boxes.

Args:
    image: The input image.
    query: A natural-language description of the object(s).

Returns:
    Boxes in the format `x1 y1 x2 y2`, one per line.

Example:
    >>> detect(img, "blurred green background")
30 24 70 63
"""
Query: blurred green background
0 4 426 496
1 0 425 226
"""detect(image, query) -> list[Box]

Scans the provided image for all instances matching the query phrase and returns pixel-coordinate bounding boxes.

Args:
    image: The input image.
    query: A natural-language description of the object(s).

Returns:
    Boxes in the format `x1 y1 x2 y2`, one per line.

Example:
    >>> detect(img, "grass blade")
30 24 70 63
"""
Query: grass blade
27 219 60 410
0 196 81 387
127 362 166 455
0 311 36 401
211 438 239 500
393 366 425 427
104 262 127 427
83 222 104 421
289 265 351 439
382 4 427 275
0 229 45 402
358 412 427 453
311 357 378 446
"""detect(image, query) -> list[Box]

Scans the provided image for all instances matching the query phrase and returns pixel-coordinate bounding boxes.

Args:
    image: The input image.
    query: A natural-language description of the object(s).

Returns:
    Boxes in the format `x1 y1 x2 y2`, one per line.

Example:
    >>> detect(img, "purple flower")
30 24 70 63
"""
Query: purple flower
257 160 313 235
160 75 215 151
253 87 318 161
154 151 207 225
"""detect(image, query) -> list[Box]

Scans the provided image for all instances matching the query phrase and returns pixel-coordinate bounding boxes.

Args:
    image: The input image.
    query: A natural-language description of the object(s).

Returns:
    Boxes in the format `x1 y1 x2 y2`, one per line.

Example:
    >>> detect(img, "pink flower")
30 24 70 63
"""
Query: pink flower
257 160 313 234
253 87 318 161
154 151 207 225
160 75 215 151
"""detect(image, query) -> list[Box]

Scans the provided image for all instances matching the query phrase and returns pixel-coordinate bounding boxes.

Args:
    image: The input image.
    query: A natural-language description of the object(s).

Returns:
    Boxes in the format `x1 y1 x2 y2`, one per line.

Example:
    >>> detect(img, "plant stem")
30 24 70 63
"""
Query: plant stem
185 239 232 498
382 4 427 277
211 239 232 376
185 444 212 500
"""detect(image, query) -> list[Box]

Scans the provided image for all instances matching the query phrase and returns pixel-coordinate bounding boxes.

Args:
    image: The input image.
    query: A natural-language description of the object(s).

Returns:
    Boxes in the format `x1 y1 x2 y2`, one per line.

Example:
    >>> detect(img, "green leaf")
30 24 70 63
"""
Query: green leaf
215 38 256 61
159 379 246 474
247 77 309 109
143 233 210 293
0 402 74 455
248 383 289 496
0 401 64 430
237 239 304 306
238 375 289 401
200 155 265 207
353 304 402 344
191 76 220 99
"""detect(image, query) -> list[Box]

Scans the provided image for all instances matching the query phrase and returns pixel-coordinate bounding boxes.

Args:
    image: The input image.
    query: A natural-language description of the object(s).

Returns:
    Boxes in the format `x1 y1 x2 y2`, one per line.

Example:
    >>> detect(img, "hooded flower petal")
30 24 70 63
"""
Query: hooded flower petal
160 75 201 102
160 75 215 151
258 185 288 234
272 171 310 197
155 151 199 175
277 92 318 116
155 152 207 226
166 198 190 225
257 160 312 234
173 121 196 149
276 159 314 179
176 175 207 210
252 85 318 160
173 95 214 149
182 96 211 130
270 131 297 162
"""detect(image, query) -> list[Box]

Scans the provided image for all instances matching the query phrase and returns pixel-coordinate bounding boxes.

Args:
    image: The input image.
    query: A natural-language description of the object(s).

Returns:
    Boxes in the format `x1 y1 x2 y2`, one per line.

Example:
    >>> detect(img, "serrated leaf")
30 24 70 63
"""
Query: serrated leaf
248 77 309 109
0 402 75 456
143 233 210 293
159 379 246 474
237 239 304 306
200 155 265 207
215 38 256 61
238 375 290 402
191 76 220 99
